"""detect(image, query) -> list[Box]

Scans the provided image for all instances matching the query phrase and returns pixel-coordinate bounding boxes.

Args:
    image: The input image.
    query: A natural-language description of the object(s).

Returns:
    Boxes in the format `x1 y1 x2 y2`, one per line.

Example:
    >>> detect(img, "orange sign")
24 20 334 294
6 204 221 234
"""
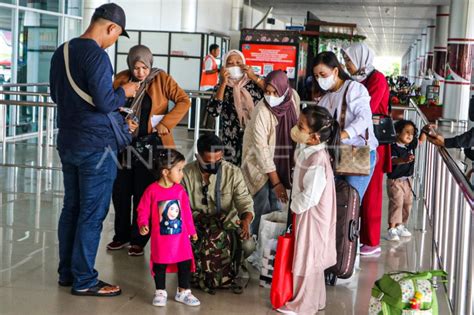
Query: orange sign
241 43 297 79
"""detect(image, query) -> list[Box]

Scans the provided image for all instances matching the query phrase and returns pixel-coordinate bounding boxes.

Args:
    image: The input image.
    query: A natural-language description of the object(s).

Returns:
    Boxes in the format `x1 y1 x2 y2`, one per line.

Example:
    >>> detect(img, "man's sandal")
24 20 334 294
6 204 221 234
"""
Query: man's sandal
71 280 121 297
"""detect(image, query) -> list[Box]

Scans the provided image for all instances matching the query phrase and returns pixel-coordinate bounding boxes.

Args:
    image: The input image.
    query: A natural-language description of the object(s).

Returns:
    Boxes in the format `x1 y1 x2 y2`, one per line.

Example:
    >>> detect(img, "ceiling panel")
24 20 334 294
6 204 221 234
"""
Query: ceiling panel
251 0 446 57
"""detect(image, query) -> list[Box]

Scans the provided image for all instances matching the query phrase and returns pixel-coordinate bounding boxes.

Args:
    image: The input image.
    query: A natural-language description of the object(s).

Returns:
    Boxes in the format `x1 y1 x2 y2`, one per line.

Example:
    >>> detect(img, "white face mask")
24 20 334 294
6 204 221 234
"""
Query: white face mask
227 66 244 80
264 89 287 107
317 73 336 91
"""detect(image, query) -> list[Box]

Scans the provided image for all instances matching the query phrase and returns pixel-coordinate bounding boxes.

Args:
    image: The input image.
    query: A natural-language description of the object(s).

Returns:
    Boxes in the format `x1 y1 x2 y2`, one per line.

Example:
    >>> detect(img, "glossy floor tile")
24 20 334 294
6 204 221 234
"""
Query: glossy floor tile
0 130 451 315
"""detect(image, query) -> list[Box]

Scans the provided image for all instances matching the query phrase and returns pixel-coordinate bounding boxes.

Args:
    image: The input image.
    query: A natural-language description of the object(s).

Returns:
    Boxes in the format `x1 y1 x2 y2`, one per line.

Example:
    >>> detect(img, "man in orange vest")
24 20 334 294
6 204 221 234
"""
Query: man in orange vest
200 44 220 91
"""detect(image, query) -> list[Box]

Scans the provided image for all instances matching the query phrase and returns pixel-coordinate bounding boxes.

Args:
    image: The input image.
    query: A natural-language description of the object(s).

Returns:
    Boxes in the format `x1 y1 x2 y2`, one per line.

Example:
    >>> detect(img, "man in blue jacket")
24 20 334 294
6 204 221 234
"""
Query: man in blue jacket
49 3 139 297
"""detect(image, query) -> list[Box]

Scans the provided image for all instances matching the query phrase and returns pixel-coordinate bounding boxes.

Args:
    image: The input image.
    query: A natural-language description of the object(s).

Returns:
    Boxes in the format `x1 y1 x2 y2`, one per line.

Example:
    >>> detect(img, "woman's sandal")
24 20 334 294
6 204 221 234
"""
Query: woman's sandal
71 280 121 297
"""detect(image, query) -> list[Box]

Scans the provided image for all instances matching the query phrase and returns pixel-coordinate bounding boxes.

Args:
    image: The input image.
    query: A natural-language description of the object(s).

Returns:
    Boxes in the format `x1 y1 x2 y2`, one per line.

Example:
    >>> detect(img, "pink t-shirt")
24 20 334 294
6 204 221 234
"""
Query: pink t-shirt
137 182 197 271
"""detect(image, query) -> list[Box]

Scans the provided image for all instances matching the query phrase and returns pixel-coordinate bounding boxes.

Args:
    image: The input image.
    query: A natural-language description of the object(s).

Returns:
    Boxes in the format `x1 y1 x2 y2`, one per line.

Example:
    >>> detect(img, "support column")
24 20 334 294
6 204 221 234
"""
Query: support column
416 36 423 85
443 0 474 120
409 42 416 83
433 6 450 106
420 29 428 79
83 0 109 32
181 0 197 32
426 21 436 75
231 0 244 31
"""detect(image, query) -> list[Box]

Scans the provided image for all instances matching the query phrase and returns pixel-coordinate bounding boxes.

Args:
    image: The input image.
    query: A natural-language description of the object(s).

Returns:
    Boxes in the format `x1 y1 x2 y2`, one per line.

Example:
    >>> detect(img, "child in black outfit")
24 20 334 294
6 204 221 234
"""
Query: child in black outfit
386 120 426 241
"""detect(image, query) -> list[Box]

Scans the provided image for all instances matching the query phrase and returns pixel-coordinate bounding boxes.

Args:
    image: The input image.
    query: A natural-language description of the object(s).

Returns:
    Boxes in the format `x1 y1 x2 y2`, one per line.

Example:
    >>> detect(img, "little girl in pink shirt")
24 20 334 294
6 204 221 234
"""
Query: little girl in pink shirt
137 149 200 307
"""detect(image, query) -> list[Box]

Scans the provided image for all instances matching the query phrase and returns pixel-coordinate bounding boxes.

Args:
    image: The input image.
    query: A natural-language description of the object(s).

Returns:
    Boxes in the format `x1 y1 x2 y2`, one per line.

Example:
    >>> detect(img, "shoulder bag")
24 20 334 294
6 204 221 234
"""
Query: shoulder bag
335 82 371 176
63 41 132 152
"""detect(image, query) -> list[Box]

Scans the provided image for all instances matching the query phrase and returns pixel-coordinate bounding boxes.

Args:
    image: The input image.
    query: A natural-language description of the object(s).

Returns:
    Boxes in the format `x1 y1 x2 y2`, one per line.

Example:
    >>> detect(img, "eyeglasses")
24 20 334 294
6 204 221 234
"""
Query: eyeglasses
201 185 208 206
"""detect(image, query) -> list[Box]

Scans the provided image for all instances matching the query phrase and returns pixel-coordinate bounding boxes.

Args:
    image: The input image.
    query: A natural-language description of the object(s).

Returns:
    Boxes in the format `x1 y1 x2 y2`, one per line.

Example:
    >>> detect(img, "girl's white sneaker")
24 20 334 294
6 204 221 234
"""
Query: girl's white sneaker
152 290 167 307
175 289 200 306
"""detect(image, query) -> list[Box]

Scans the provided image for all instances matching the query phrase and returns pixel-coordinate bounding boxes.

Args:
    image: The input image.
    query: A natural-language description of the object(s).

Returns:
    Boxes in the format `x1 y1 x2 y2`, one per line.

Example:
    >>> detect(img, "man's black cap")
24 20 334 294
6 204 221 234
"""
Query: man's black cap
92 3 129 38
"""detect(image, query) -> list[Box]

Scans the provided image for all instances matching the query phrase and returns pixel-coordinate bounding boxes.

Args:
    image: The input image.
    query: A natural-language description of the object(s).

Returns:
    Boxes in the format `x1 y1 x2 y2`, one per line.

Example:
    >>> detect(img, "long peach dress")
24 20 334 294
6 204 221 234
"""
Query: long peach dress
284 144 337 314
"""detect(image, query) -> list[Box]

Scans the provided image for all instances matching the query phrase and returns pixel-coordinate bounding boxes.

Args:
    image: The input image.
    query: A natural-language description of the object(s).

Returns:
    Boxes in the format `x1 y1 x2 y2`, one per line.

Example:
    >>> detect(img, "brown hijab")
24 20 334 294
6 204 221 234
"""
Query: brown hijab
264 70 298 189
126 45 161 136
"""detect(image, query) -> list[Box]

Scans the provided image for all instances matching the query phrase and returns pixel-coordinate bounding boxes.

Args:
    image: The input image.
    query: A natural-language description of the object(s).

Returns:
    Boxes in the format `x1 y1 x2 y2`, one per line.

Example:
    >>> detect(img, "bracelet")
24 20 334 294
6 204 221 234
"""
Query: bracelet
272 182 281 189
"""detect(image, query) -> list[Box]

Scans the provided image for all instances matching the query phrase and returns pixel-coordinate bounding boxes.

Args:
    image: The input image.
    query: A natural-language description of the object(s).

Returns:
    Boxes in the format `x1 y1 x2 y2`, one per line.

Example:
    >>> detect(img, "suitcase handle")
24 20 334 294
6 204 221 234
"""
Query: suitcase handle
348 219 360 242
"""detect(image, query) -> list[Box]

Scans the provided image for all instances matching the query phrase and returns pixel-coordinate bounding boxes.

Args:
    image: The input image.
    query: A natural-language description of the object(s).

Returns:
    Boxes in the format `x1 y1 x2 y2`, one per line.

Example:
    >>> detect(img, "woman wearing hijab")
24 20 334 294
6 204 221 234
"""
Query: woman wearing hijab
342 43 392 256
107 45 191 256
241 70 300 237
207 49 265 166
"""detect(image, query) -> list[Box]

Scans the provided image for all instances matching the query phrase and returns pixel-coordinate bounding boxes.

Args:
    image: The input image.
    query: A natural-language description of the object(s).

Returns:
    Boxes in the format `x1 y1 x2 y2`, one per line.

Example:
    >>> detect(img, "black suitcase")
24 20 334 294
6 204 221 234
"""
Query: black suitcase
325 179 360 286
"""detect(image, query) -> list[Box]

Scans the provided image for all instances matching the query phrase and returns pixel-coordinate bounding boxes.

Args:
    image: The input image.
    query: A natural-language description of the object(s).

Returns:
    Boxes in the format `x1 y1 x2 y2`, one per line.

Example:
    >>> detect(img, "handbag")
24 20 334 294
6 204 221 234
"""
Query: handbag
369 270 447 314
335 82 371 176
63 41 132 152
270 229 294 309
363 70 396 144
372 101 396 144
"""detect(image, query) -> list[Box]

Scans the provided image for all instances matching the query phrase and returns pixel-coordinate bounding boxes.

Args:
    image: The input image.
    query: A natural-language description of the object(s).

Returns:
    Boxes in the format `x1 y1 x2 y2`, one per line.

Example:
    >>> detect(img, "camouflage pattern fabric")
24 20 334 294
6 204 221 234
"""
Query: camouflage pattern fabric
192 212 242 293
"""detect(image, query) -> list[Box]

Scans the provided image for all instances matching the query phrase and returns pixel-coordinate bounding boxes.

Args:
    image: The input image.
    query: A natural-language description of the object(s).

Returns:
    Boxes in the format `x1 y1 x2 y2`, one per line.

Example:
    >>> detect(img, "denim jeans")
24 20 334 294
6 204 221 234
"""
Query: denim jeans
340 150 377 202
251 181 282 235
57 148 117 290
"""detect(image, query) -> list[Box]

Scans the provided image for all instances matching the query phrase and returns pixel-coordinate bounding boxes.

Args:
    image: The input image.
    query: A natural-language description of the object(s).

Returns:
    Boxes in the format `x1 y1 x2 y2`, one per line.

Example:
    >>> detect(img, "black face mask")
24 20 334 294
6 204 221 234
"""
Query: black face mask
198 160 221 174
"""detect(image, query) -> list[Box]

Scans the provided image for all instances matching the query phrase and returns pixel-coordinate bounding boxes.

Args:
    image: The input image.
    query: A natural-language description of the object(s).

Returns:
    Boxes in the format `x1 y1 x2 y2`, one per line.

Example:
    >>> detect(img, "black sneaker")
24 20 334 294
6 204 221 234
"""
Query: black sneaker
107 241 130 250
128 245 144 256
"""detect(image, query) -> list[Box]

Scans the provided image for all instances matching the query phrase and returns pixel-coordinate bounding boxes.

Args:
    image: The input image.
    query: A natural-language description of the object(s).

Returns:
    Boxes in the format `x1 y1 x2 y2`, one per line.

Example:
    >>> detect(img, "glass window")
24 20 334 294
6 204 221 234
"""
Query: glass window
0 7 13 85
65 0 82 16
116 31 139 54
19 0 60 13
64 18 81 41
170 33 202 57
0 0 14 4
141 32 169 55
15 11 59 135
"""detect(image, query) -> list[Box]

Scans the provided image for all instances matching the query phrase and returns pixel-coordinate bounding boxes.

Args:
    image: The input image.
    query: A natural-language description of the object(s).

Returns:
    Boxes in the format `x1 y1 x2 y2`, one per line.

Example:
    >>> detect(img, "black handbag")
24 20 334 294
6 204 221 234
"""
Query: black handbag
363 71 396 144
372 112 396 144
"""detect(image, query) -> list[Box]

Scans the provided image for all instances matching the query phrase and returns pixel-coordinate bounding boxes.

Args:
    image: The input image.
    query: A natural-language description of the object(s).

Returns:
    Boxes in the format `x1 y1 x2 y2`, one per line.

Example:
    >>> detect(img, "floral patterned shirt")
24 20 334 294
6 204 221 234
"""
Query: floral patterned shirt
207 81 264 166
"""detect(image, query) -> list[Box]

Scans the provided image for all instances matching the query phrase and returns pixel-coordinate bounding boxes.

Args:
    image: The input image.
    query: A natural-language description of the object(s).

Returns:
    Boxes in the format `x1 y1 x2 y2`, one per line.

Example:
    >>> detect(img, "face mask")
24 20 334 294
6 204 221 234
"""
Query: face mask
227 66 243 80
264 89 288 107
290 125 311 144
196 154 222 174
317 73 336 91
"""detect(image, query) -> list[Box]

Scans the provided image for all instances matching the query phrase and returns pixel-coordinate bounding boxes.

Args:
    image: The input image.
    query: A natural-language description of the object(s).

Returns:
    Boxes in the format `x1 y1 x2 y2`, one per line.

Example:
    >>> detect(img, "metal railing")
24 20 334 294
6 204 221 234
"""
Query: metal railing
1 83 474 313
399 100 474 315
0 84 220 169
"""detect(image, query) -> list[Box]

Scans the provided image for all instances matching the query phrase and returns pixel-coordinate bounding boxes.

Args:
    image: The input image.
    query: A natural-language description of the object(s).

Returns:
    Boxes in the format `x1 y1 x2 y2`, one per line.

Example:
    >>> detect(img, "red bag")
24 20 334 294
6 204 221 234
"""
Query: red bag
270 231 294 309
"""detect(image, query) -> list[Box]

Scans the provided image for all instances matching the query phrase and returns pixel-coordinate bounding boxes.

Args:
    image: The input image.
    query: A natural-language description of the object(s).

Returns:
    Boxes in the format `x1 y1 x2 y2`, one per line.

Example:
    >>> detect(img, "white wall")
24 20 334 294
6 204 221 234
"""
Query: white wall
114 0 182 31
196 0 232 33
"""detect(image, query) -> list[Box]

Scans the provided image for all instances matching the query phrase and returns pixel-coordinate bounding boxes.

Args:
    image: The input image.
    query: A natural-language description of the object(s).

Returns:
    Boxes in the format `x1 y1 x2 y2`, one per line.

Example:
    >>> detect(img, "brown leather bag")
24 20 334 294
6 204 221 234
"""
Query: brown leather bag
335 83 371 176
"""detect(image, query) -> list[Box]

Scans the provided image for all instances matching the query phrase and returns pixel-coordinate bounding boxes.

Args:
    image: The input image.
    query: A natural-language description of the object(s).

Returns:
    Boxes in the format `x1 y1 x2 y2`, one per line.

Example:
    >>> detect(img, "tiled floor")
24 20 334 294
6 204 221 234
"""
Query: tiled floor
0 131 451 315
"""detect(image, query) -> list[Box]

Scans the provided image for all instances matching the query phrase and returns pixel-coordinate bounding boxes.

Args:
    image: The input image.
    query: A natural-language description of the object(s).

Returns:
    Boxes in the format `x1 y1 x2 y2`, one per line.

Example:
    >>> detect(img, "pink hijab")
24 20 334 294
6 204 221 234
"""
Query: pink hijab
223 50 255 127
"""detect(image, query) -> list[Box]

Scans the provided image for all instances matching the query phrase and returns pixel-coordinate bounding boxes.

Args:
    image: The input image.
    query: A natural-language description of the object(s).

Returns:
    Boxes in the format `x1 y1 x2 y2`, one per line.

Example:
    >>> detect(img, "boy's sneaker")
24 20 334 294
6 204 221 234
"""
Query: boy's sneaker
175 289 200 306
387 228 400 241
360 245 382 256
106 241 129 250
152 290 167 307
397 225 412 237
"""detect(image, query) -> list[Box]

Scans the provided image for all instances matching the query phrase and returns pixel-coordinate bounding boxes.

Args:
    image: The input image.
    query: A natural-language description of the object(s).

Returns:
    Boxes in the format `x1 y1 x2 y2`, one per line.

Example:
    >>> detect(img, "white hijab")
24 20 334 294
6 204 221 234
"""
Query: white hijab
343 43 375 82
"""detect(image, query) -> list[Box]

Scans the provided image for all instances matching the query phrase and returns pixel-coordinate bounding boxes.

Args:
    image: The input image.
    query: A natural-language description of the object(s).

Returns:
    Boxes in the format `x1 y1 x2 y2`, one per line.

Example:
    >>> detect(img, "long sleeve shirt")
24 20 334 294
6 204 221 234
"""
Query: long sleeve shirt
318 80 379 150
50 38 126 152
136 182 196 268
445 128 474 149
182 160 254 228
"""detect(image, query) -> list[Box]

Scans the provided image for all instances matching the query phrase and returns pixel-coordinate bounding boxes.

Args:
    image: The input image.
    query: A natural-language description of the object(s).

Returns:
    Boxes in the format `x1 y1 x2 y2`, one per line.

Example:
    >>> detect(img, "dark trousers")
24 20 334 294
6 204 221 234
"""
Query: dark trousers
112 161 155 247
153 260 192 290
58 148 117 290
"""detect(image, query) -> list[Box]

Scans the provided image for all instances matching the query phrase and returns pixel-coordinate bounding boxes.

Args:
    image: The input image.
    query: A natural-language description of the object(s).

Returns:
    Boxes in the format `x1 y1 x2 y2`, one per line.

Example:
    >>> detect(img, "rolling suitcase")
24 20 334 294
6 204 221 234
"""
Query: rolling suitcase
325 178 360 286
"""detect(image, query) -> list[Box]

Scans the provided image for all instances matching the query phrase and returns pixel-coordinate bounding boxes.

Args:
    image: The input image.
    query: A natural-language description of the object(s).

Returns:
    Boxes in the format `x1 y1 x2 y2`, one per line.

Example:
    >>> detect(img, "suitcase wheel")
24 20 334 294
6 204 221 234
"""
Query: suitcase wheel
324 271 337 286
